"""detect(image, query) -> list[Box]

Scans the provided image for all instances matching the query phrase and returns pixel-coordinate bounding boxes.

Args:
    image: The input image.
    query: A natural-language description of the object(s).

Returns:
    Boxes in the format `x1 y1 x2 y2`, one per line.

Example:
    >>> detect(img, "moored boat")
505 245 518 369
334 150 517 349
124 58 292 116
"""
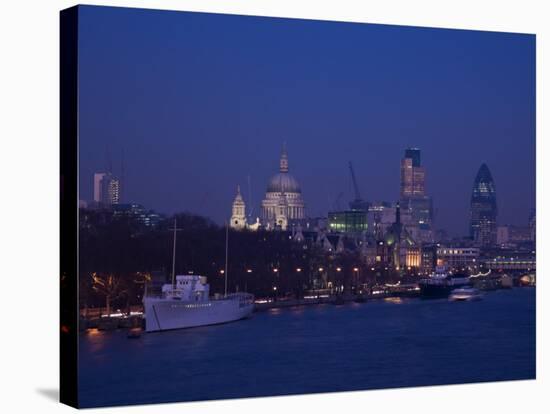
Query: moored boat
143 219 254 332
419 266 471 299
144 277 254 332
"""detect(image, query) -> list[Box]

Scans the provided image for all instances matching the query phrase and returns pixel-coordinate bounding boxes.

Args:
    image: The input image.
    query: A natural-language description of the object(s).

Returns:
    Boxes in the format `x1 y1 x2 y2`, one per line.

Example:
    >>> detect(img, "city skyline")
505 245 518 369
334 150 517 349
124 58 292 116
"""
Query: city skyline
67 6 537 409
77 6 535 237
84 147 532 238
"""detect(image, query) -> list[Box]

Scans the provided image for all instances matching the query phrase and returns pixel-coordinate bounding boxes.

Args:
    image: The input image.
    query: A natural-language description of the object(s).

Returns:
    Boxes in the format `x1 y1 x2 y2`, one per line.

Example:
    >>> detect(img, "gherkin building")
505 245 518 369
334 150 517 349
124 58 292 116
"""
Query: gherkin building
470 163 497 246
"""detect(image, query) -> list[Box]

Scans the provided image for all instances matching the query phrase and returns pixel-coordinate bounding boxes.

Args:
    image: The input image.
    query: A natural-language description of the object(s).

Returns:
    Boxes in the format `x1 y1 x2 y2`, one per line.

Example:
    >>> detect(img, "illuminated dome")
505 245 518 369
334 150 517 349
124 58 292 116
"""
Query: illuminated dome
267 173 301 194
261 144 306 229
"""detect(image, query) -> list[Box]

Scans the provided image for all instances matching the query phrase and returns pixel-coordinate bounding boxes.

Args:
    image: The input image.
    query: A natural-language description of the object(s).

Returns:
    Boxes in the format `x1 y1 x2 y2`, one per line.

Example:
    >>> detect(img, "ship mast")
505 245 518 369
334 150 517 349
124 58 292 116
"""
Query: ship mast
170 218 181 288
224 221 229 297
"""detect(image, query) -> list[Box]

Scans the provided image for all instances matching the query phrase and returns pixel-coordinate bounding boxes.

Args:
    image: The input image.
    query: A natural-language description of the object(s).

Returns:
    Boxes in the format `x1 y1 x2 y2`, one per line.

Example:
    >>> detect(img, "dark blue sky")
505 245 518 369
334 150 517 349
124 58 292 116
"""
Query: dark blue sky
77 5 535 237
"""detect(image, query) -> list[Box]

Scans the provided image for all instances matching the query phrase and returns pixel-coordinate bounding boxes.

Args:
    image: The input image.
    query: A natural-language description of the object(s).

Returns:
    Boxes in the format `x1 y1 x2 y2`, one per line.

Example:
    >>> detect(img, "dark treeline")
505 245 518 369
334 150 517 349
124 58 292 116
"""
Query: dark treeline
79 210 386 313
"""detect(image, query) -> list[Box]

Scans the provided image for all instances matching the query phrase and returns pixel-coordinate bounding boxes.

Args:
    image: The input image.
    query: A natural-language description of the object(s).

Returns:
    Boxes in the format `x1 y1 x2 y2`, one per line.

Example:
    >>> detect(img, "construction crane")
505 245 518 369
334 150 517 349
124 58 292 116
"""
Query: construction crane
348 161 369 211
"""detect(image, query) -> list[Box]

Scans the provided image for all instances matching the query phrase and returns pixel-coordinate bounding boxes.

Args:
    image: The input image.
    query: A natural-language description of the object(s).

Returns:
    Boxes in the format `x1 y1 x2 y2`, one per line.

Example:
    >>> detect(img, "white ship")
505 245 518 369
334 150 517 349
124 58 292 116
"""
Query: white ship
143 219 254 332
144 276 254 332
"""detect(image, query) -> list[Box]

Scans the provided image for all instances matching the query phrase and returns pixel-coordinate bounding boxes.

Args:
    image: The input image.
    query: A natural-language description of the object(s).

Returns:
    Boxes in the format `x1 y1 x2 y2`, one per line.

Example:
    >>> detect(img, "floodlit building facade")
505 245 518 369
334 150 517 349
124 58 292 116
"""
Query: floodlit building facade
328 210 368 234
230 185 247 230
399 148 433 242
261 145 306 230
436 246 480 270
400 148 426 198
93 172 120 205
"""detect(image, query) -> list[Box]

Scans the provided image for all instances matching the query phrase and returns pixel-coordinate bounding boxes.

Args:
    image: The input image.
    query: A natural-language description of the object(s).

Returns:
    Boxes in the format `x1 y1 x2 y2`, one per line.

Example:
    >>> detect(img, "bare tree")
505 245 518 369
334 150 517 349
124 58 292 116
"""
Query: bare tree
91 272 128 317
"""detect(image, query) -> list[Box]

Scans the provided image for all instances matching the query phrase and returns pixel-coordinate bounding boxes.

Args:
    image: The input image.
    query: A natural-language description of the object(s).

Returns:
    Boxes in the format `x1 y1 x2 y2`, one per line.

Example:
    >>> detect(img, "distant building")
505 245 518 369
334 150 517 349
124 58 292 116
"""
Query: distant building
111 203 162 227
93 173 105 202
328 210 368 234
367 202 412 238
509 226 531 243
78 199 88 209
261 144 306 230
405 246 422 269
437 246 480 271
93 172 120 206
420 244 438 274
230 185 247 230
366 201 433 245
400 148 433 242
384 202 416 271
484 257 536 271
400 148 425 198
470 163 497 247
496 226 509 245
402 196 433 227
497 225 532 246
229 185 261 231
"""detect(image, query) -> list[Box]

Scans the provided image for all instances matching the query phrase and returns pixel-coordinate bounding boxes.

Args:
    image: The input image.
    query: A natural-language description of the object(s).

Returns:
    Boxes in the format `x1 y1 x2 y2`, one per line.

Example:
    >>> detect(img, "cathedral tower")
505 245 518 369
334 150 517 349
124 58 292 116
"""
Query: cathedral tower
230 185 247 230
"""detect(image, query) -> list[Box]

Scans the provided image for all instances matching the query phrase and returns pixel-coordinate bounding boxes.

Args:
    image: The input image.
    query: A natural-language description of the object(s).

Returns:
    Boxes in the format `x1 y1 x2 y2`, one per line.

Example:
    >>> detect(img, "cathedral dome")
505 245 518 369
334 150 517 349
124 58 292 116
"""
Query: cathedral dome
261 144 306 228
265 143 302 194
267 173 302 194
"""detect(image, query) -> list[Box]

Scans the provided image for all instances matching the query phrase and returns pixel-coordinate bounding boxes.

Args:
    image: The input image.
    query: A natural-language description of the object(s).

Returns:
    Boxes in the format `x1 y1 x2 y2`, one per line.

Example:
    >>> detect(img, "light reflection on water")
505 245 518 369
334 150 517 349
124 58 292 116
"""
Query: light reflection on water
79 288 536 408
384 297 404 304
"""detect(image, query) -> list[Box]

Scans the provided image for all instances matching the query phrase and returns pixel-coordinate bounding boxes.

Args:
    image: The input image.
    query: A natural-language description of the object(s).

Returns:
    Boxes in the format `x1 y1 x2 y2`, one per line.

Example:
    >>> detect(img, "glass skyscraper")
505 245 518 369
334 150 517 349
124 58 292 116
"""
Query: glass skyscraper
400 148 433 242
404 148 421 168
470 163 498 246
400 148 425 198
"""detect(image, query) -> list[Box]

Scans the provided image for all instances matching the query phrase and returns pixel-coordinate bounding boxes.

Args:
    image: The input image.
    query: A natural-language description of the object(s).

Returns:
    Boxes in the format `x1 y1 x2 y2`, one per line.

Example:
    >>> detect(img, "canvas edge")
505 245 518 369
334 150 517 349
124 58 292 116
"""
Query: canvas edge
60 4 79 409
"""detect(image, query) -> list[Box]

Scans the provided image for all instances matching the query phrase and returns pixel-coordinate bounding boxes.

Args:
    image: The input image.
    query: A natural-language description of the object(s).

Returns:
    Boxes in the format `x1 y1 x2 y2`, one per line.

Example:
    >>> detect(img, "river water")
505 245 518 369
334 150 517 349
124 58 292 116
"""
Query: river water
79 287 536 408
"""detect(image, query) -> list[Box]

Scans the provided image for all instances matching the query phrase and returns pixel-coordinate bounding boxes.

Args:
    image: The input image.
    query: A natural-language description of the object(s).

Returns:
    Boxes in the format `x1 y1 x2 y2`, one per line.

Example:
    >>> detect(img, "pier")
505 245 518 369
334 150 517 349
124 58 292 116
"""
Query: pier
79 290 420 331
253 290 420 311
80 278 534 332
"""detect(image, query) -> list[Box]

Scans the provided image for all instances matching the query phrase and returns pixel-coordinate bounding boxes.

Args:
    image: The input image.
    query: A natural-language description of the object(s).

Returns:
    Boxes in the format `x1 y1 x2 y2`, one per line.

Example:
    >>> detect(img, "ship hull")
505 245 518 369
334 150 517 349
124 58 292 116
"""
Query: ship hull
419 284 455 299
419 280 471 299
144 297 254 332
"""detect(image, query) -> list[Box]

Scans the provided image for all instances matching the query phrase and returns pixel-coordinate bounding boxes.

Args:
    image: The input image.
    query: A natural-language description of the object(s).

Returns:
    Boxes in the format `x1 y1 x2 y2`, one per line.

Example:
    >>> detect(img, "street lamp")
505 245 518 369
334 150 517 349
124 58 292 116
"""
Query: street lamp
353 267 360 294
296 268 302 272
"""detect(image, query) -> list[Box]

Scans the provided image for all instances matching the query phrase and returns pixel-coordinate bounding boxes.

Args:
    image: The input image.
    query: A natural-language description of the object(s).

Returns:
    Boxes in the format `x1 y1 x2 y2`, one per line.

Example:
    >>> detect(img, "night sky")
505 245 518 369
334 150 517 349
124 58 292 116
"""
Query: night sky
77 5 535 237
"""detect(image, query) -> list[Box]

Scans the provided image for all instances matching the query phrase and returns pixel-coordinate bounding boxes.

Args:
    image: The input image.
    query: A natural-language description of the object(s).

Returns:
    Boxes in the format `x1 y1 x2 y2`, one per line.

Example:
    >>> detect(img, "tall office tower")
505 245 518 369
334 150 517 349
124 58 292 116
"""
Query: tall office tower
93 173 106 203
470 163 498 247
93 172 120 206
400 148 425 198
405 148 421 168
400 148 433 242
